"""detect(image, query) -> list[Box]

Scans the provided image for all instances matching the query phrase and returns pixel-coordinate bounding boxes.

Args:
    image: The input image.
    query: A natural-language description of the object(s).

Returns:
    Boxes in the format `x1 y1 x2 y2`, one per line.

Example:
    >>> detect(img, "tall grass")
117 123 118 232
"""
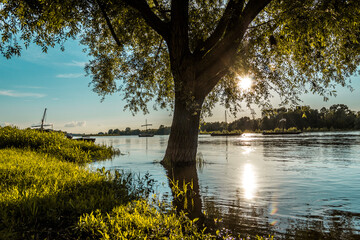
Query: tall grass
0 149 153 239
0 126 118 163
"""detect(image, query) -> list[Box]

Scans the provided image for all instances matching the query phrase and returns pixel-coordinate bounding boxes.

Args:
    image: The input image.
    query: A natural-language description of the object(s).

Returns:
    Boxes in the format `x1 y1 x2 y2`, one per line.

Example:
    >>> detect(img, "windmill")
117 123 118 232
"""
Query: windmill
31 108 53 131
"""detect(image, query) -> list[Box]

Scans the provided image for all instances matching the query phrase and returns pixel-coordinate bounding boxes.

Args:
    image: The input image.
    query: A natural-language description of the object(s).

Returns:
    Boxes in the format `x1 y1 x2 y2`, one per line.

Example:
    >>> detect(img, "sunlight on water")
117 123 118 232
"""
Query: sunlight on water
92 133 360 238
242 163 256 200
242 146 253 155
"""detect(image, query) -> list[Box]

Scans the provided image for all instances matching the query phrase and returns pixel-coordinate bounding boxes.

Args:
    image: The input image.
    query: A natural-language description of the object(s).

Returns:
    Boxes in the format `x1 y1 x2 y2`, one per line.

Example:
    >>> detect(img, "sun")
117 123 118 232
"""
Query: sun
237 76 252 90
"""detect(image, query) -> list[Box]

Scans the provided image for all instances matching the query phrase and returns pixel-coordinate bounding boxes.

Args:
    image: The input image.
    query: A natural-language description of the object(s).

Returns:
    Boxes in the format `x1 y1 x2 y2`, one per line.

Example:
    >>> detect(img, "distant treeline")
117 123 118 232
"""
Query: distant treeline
98 125 171 136
201 104 360 133
98 104 360 136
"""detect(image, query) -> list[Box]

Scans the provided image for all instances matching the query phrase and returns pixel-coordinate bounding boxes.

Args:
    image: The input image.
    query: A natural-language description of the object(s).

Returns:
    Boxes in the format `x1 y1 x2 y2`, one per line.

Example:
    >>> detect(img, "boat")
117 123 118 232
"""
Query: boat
66 133 96 142
73 136 96 142
211 111 242 136
139 119 154 137
138 133 154 137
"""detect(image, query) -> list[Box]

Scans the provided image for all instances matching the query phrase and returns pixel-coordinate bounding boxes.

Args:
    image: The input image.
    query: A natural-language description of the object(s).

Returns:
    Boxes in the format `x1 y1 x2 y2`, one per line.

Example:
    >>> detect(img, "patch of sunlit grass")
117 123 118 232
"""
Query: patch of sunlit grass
0 126 119 163
0 149 155 239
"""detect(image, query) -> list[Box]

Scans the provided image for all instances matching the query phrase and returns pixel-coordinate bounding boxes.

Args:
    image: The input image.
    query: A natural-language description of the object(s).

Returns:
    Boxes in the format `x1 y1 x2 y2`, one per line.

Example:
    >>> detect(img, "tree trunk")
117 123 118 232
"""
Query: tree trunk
161 93 204 167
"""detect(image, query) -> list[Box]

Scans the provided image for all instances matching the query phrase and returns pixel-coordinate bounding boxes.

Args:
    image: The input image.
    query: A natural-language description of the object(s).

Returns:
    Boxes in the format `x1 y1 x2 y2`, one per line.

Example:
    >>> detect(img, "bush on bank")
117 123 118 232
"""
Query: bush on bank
0 126 118 163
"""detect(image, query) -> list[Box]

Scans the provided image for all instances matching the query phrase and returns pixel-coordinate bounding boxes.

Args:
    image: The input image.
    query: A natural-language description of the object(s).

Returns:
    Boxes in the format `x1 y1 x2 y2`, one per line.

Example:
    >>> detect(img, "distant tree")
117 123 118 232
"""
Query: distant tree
156 125 166 135
355 112 360 130
113 128 121 135
107 129 114 135
2 1 360 166
328 104 355 129
125 127 131 134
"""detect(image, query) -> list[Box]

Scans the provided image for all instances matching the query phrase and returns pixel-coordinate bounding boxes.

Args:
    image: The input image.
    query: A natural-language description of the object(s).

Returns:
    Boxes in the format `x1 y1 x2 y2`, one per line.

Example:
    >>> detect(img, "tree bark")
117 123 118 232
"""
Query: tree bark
161 89 204 167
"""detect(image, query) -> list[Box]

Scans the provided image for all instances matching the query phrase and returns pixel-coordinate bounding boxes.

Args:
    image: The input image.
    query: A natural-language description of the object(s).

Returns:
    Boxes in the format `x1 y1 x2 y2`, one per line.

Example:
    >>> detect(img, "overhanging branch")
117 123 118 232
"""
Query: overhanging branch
120 0 170 41
96 0 122 47
197 0 272 91
194 0 244 55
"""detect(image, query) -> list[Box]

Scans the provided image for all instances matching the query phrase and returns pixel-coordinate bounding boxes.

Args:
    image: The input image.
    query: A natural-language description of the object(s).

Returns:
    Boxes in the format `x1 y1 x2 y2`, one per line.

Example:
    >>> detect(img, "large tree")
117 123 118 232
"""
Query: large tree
1 0 360 166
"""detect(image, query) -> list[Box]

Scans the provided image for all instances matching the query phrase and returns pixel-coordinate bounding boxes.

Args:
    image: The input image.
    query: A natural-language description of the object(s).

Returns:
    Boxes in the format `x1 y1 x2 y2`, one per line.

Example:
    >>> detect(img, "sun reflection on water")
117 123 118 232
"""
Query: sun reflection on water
242 146 253 155
242 163 256 200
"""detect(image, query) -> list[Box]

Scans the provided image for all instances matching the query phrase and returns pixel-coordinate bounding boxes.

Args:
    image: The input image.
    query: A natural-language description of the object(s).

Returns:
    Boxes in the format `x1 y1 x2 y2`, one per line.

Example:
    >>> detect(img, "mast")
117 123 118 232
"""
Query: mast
225 110 228 131
141 119 152 132
40 108 47 131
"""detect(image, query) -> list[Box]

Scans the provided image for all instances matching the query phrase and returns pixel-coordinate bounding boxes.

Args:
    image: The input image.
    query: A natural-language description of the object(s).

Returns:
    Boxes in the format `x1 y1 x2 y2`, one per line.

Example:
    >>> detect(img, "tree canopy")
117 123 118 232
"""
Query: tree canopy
2 0 360 165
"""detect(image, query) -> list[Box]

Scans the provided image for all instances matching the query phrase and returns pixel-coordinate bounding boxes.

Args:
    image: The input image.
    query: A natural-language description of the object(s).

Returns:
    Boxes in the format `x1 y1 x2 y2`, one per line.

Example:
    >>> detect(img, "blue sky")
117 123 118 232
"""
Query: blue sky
1 40 360 133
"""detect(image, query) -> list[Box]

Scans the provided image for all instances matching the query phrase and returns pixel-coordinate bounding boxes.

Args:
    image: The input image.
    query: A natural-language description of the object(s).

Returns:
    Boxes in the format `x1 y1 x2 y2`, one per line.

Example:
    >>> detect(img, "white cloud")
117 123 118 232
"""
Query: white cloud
64 121 86 128
14 85 45 89
0 122 13 127
56 73 83 78
0 90 46 98
65 60 87 67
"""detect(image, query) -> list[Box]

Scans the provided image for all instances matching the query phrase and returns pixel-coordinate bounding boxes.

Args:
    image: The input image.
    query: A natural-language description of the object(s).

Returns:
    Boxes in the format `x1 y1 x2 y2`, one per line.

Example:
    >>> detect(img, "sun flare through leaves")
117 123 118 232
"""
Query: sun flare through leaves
237 76 253 91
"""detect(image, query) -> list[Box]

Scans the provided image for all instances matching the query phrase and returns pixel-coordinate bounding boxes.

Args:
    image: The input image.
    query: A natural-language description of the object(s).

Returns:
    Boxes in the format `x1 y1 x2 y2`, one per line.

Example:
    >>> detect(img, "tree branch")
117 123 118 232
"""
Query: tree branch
96 0 122 47
197 0 272 92
152 0 170 22
239 0 273 29
194 0 245 56
120 0 170 41
154 39 163 64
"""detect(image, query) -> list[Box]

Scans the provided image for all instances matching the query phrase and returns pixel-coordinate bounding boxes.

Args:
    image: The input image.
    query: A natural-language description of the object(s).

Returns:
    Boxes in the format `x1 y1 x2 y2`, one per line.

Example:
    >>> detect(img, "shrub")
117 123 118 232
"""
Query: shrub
0 126 118 163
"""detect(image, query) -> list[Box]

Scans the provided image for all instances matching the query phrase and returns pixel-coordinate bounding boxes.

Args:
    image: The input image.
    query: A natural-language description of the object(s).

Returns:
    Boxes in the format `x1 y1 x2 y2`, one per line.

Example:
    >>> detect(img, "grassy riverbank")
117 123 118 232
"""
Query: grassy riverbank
0 148 218 239
0 127 272 239
0 127 118 163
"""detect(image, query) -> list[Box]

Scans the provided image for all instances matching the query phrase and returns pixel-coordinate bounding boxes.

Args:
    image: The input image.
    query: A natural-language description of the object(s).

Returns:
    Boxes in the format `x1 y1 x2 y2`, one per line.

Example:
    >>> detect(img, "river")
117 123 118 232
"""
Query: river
90 132 360 239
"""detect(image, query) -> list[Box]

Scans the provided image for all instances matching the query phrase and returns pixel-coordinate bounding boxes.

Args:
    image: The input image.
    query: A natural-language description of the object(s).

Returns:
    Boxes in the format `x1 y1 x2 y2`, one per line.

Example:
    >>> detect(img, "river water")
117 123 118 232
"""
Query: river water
90 132 360 239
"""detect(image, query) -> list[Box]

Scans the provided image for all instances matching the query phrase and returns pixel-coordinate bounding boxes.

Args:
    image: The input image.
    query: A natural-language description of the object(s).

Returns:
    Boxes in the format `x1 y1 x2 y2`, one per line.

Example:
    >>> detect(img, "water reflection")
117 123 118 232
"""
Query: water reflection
242 164 256 200
90 132 360 239
164 164 203 221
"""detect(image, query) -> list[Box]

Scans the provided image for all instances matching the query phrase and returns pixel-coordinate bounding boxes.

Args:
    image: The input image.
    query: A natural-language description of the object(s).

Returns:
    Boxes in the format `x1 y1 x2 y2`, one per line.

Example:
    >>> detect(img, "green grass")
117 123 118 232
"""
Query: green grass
210 130 243 135
0 126 118 163
0 148 141 239
0 149 219 239
263 127 301 133
0 127 273 239
76 200 211 239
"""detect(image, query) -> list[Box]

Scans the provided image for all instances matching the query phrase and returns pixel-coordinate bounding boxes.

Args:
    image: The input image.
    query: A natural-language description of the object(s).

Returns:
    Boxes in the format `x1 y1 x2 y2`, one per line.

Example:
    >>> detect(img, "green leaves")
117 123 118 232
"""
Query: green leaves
2 0 360 116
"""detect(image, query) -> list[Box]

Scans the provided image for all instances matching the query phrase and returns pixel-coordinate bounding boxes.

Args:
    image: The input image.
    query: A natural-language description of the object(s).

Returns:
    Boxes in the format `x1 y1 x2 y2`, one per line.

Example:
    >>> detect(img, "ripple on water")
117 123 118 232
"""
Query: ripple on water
89 132 360 239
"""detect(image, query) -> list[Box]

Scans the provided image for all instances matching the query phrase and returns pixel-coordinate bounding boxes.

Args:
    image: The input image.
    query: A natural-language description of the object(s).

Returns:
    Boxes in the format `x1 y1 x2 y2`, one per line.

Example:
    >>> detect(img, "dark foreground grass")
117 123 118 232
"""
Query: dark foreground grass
0 126 118 163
